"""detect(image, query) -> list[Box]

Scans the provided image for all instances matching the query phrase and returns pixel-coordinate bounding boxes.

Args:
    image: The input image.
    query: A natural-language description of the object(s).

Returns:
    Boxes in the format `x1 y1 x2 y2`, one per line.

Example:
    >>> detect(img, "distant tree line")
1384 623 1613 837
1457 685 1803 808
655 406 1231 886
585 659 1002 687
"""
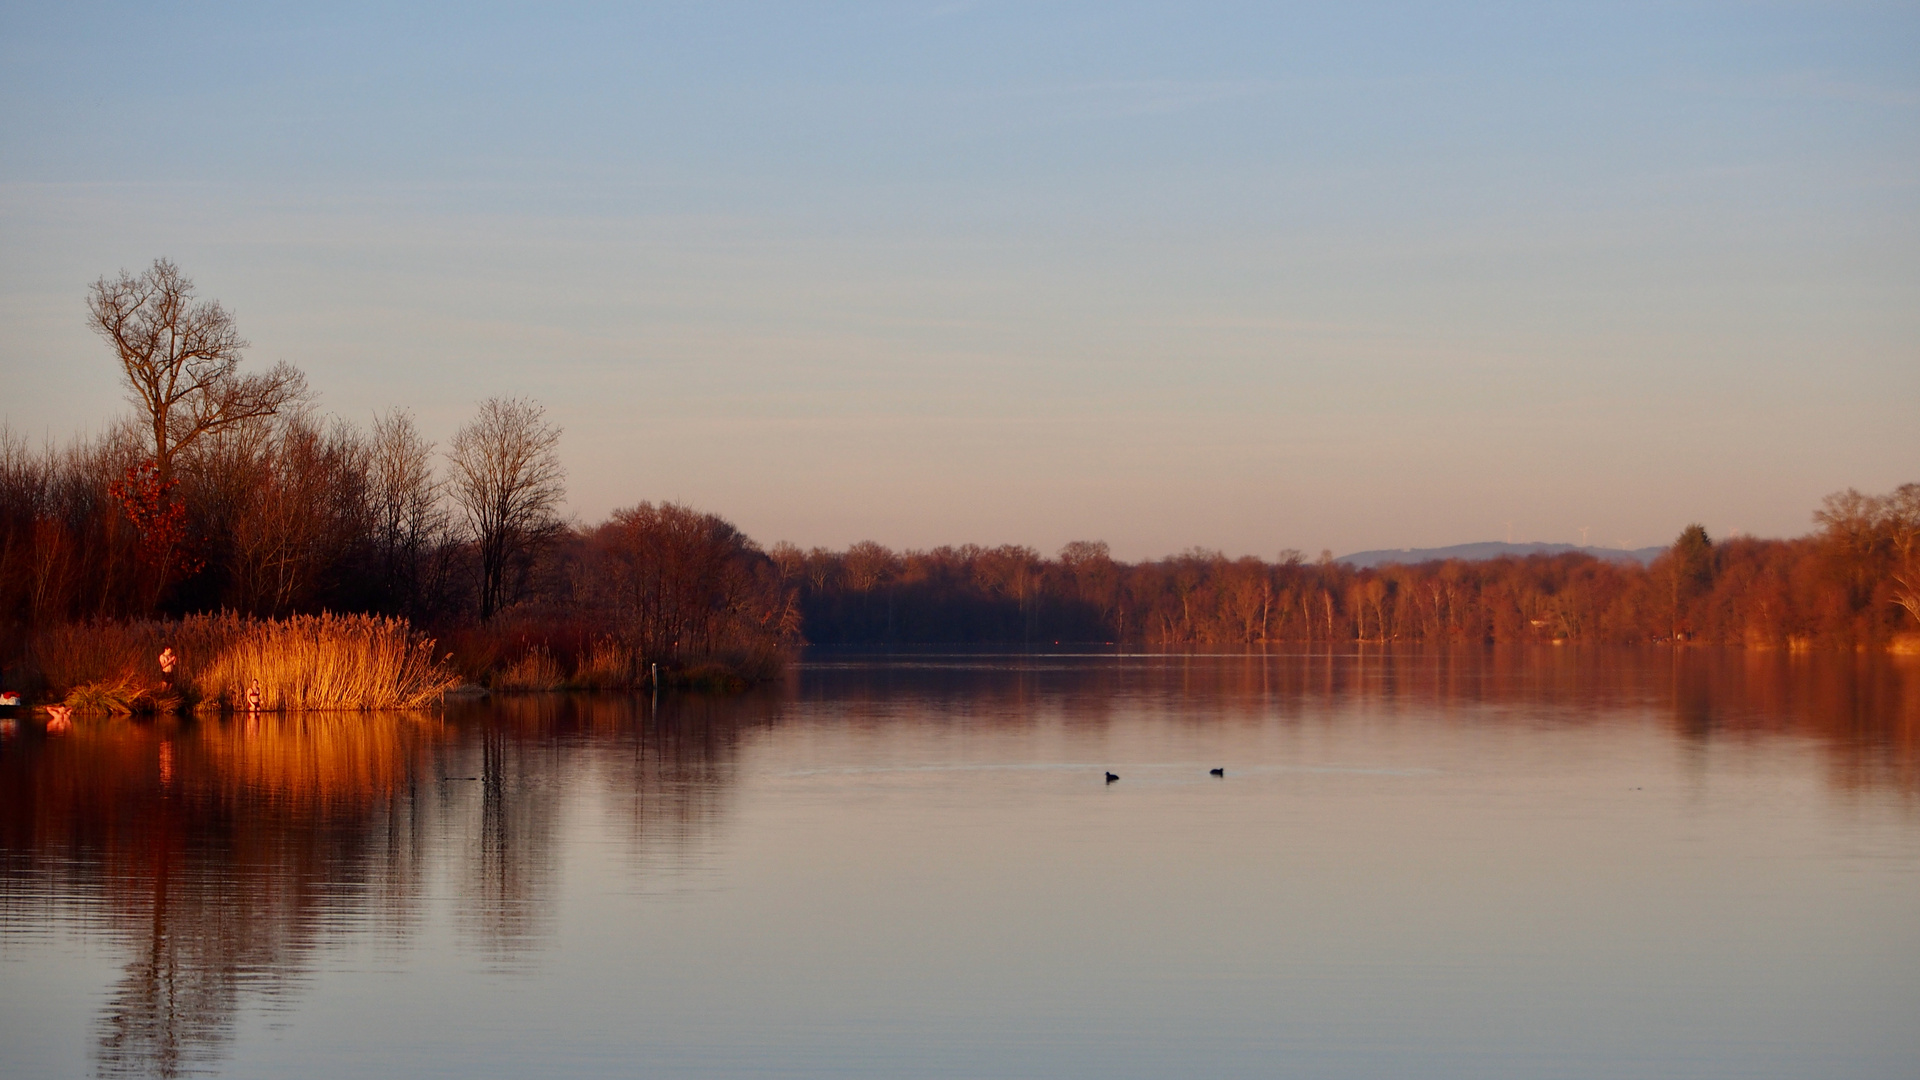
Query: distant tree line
774 488 1917 648
1 259 1914 680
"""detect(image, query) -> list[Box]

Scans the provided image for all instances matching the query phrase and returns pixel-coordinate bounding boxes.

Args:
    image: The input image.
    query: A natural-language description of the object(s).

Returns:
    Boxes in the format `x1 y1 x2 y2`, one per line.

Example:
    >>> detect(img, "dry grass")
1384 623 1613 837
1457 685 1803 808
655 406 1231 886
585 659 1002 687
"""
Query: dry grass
31 621 170 699
439 609 779 692
492 644 566 691
570 637 642 690
63 674 178 716
30 613 459 712
28 615 776 703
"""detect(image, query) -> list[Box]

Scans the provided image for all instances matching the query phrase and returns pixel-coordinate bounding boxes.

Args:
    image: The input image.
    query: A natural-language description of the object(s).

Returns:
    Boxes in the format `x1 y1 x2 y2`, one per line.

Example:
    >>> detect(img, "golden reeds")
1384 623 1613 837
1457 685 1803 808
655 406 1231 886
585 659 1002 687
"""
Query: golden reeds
195 712 437 814
31 613 459 712
492 644 566 691
191 614 460 710
568 637 642 690
63 674 174 716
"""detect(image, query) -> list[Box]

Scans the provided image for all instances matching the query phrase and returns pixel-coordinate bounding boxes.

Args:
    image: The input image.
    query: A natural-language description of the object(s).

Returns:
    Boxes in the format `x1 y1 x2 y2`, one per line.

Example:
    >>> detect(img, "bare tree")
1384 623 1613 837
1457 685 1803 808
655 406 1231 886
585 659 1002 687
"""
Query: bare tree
224 410 371 615
842 541 897 592
87 259 306 486
582 501 783 661
1888 483 1920 625
368 409 449 615
447 397 565 620
1823 482 1920 627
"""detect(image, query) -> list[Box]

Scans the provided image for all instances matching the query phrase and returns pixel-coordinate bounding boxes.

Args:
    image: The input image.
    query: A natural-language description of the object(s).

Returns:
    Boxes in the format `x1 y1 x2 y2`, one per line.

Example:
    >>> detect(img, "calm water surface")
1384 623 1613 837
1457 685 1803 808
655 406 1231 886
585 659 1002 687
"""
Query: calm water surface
2 648 1917 1079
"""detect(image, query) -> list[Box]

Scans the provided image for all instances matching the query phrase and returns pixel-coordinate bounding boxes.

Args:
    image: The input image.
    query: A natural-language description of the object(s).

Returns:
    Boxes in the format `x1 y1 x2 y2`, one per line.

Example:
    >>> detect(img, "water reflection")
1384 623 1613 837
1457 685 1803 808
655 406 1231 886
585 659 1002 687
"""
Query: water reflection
800 647 1920 795
0 650 1914 1078
0 715 431 1076
0 692 773 1078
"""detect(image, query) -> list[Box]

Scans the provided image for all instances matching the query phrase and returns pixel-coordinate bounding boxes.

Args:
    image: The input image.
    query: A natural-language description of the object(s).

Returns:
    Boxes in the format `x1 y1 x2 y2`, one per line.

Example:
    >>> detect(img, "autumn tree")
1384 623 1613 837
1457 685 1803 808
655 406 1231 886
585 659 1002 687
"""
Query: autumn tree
974 545 1043 639
447 398 565 620
1665 524 1715 639
583 502 790 661
1885 484 1920 626
107 459 198 608
1059 540 1120 637
842 541 898 593
87 259 306 486
1817 483 1920 632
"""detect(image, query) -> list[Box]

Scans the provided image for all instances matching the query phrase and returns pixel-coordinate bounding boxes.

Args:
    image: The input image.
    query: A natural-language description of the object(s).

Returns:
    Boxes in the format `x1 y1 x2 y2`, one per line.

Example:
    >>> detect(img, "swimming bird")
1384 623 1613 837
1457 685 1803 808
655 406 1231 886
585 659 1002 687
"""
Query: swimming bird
1105 771 1119 783
1210 768 1224 777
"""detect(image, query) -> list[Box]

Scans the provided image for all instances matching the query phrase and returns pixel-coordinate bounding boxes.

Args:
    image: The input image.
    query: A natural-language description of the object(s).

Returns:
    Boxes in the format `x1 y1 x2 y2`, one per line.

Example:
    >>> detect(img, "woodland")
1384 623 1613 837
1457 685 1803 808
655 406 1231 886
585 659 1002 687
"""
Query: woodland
1 261 1916 696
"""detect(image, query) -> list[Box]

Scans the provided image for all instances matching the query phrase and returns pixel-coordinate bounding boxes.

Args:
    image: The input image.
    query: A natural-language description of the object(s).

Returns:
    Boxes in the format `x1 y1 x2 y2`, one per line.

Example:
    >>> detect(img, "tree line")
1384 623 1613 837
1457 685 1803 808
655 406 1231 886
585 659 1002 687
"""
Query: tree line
0 259 792 683
1 259 1914 679
774 490 1917 648
0 397 795 677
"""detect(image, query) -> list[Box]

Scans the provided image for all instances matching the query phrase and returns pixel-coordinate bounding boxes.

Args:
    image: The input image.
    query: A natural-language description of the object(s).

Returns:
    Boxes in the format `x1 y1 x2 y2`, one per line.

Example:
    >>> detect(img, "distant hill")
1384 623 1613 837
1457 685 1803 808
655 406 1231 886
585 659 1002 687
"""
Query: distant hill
1336 541 1667 569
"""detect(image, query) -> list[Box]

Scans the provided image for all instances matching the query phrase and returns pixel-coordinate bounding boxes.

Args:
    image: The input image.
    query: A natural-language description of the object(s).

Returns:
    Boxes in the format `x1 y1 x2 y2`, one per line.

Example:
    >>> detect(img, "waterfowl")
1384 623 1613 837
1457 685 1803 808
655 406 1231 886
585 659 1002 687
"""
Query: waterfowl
1104 771 1119 783
1210 768 1224 777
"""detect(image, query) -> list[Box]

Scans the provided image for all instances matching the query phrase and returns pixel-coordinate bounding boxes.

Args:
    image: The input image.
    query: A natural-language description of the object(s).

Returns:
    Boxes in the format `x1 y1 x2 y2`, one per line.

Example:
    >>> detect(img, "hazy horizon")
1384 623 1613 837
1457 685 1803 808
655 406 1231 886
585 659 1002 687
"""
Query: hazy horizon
3 2 1914 561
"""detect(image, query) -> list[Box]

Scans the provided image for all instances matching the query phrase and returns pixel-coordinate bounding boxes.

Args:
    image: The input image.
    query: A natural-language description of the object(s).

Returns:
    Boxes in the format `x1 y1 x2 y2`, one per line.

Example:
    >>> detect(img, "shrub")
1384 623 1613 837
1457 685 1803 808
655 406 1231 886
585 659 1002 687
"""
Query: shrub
64 674 159 716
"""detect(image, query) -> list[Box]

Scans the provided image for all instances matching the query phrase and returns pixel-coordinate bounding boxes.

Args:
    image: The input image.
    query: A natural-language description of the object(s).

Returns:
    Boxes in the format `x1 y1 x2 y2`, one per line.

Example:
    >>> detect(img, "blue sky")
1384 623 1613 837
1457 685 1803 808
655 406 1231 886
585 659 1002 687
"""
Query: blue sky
3 2 1915 558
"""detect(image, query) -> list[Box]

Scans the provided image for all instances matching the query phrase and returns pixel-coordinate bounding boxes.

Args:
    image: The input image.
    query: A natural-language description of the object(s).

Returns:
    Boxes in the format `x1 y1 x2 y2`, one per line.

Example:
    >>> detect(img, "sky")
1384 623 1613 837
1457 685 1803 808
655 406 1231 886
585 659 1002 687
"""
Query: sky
2 2 1915 561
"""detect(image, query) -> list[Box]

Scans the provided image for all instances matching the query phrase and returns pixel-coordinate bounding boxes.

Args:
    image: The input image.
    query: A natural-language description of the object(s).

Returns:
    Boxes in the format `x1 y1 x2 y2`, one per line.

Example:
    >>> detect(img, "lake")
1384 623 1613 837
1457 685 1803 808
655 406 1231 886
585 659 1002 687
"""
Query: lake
2 648 1917 1079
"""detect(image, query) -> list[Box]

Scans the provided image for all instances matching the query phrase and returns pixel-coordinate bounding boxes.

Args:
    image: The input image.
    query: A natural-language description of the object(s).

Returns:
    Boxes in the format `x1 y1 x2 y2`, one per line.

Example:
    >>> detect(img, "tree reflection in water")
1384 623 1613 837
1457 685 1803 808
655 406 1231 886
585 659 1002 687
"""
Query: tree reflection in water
800 647 1920 798
0 691 768 1078
0 652 1913 1077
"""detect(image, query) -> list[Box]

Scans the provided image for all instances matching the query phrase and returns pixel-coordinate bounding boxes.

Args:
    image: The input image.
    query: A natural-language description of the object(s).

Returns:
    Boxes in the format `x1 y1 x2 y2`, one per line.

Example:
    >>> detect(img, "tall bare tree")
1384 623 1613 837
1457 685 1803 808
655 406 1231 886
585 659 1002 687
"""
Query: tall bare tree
447 397 565 620
368 409 449 615
223 411 371 615
87 258 306 486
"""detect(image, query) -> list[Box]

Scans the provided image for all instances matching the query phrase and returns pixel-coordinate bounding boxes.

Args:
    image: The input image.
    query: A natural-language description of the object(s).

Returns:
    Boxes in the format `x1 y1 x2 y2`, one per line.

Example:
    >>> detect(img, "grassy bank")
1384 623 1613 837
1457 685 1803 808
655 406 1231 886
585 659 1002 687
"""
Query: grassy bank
441 612 783 694
482 640 782 694
26 613 460 713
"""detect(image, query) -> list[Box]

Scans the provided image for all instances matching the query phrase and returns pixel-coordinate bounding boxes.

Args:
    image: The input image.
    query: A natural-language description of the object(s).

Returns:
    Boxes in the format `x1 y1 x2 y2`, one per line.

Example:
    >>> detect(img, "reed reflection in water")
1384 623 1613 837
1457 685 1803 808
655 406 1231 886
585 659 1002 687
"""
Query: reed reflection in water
0 692 766 1078
0 648 1915 1079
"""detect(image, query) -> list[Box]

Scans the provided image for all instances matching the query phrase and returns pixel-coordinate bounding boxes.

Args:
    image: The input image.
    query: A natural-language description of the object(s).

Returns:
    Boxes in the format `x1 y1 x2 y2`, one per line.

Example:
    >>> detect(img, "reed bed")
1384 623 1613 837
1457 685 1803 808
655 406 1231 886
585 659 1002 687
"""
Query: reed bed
570 637 643 690
63 674 178 716
440 609 776 692
193 615 459 710
491 644 566 691
29 613 459 712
